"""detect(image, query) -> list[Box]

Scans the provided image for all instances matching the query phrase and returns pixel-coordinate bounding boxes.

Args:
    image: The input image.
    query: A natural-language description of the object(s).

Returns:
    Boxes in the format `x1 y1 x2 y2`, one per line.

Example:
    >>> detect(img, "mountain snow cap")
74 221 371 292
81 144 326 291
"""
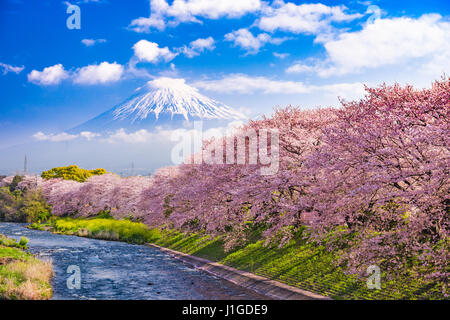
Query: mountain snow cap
112 77 245 122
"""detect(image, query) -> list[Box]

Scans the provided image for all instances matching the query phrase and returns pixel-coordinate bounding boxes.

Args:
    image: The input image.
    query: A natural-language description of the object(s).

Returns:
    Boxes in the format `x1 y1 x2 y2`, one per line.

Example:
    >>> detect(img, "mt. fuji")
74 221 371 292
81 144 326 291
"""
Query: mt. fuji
71 78 245 133
0 78 248 175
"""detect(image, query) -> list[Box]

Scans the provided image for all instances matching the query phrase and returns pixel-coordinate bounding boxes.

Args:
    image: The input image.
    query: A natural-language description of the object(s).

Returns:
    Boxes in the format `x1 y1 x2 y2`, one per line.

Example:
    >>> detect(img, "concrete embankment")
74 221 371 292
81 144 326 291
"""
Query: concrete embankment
147 243 332 300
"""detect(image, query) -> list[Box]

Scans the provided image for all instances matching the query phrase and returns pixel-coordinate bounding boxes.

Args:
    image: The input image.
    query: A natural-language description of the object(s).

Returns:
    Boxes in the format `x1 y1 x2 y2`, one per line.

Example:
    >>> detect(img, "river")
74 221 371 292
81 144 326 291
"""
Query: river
0 222 267 300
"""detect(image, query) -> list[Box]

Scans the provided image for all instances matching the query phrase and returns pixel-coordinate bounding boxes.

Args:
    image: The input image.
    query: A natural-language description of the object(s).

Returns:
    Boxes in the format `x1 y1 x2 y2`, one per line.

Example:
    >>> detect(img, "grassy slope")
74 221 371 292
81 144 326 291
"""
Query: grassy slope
0 234 53 300
30 217 444 300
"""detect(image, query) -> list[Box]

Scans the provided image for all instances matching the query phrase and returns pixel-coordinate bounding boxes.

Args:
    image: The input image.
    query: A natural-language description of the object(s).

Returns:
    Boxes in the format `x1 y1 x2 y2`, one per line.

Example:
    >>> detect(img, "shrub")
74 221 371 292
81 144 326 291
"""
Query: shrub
0 187 51 223
41 165 107 183
18 237 29 249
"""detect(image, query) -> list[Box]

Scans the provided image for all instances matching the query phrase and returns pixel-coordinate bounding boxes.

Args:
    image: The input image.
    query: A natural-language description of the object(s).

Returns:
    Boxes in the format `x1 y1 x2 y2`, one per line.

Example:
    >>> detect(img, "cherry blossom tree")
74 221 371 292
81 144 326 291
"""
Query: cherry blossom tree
303 79 449 290
31 78 449 292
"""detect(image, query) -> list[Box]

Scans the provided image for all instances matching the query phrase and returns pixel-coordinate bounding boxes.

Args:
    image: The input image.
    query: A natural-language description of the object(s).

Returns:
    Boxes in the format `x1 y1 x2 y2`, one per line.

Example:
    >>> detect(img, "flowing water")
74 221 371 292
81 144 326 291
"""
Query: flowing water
0 222 266 300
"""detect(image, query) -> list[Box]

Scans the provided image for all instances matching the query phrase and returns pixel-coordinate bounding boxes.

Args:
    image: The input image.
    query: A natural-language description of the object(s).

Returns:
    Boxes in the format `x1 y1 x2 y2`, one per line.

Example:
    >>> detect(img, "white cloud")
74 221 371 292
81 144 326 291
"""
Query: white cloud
165 0 262 20
128 0 263 32
128 0 169 32
225 28 289 54
105 127 174 144
0 62 24 75
132 40 177 63
104 123 249 147
129 16 167 33
318 82 367 101
27 64 69 85
73 61 124 84
180 37 215 58
32 125 250 146
106 128 155 144
64 0 106 5
190 37 215 51
287 14 450 77
33 131 78 142
273 52 289 59
285 63 316 74
256 2 362 34
157 62 179 78
76 0 105 3
81 38 107 46
325 14 450 75
33 131 102 142
193 74 365 98
27 62 124 86
193 74 311 94
80 131 101 140
32 128 157 145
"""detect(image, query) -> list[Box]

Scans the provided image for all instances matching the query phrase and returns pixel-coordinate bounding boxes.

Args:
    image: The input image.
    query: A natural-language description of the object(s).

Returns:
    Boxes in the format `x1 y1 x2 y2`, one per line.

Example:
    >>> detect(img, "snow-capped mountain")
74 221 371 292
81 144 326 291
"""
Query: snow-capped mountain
71 78 245 133
0 78 247 175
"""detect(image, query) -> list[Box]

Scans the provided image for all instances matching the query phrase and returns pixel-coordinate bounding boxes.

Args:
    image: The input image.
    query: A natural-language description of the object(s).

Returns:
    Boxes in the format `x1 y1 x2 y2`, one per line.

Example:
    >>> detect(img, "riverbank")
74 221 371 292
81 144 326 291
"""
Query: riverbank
29 217 445 300
0 234 53 299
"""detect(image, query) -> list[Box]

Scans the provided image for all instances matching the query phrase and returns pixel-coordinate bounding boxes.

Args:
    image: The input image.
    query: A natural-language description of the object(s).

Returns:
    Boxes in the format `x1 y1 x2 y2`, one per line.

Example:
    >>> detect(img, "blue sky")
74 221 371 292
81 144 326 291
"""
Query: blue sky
1 0 449 149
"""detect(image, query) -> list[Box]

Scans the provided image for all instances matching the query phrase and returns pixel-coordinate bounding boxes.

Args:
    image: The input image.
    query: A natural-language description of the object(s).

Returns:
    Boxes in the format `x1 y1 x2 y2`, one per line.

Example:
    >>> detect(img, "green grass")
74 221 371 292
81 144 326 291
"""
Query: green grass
153 228 444 300
37 217 160 244
30 217 445 300
0 234 28 250
0 246 29 260
0 234 53 300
